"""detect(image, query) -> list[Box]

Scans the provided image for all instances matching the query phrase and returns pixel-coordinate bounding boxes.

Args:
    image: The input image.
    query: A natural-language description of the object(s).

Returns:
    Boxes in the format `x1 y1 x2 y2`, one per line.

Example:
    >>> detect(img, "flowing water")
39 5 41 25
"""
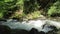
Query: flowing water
0 19 60 34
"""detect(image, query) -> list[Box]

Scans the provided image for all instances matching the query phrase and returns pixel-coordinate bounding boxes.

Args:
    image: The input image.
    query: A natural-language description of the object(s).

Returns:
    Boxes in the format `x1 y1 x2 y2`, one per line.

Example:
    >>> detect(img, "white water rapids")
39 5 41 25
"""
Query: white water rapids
0 19 60 33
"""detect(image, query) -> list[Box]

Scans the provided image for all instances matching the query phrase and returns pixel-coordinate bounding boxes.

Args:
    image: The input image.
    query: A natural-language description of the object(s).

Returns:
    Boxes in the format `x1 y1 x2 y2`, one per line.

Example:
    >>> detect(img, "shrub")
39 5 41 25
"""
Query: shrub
0 0 24 18
47 1 60 17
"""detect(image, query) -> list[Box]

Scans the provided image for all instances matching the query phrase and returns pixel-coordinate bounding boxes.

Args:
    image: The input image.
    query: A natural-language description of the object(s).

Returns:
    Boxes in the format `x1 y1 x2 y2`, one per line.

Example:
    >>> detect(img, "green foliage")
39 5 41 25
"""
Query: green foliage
0 0 59 19
16 0 24 9
12 12 26 19
0 0 17 9
0 0 19 18
47 1 60 16
4 0 13 2
23 0 39 14
0 12 3 18
26 11 41 19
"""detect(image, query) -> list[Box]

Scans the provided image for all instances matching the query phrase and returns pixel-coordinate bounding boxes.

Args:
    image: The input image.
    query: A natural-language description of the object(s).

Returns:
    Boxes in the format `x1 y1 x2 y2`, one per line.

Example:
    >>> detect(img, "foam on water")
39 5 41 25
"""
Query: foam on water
0 19 60 33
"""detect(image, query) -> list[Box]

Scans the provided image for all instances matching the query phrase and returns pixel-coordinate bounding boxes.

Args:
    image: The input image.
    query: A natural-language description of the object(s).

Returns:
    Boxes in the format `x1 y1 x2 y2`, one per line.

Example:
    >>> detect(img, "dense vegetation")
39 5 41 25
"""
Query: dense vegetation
0 0 60 20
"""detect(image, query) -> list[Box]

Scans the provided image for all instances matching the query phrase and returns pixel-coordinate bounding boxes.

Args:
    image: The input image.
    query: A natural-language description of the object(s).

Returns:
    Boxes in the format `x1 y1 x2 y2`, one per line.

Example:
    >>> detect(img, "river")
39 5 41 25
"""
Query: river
0 19 60 34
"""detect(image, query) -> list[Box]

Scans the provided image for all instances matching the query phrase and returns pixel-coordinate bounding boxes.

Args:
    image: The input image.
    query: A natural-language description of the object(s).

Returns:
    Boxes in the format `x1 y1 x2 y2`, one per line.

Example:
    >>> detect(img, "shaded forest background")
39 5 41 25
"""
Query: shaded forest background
0 0 60 21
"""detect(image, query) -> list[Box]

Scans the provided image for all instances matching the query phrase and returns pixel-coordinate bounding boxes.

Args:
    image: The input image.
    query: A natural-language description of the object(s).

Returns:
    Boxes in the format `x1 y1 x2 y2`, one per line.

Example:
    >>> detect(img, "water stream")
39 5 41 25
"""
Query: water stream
0 19 60 34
